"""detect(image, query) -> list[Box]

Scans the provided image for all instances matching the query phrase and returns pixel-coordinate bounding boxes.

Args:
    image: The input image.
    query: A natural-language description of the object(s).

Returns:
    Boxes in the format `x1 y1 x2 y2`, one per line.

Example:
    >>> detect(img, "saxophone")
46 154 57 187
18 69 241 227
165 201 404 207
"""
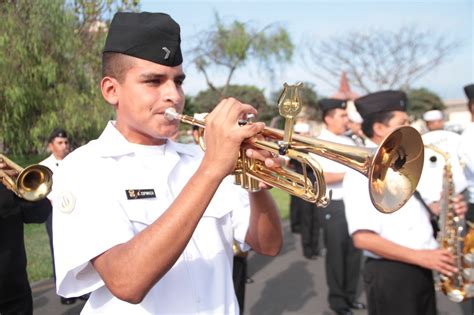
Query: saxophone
428 145 474 302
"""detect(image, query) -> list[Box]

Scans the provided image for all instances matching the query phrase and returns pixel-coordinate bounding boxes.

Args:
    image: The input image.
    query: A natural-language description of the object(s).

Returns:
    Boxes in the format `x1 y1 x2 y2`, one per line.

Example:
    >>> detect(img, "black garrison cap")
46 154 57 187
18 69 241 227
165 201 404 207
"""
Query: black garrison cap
464 84 474 101
355 90 407 117
103 12 183 67
48 128 68 143
318 98 347 112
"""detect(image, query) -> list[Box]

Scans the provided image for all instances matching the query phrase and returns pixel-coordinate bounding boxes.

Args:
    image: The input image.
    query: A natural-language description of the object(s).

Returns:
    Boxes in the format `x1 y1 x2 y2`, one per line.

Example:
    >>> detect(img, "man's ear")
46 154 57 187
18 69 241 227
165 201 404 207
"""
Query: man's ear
372 121 386 138
101 76 119 107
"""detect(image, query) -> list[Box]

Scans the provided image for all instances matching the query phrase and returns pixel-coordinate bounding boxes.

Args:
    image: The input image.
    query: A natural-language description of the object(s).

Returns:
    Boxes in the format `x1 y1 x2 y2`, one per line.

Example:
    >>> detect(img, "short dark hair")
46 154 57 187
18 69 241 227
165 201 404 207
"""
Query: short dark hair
102 52 135 82
322 108 337 124
361 111 395 138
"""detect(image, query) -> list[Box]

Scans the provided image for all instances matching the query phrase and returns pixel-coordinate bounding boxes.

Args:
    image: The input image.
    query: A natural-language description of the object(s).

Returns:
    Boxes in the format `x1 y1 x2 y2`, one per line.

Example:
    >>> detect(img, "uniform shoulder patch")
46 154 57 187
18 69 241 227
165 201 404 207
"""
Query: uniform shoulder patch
58 191 76 214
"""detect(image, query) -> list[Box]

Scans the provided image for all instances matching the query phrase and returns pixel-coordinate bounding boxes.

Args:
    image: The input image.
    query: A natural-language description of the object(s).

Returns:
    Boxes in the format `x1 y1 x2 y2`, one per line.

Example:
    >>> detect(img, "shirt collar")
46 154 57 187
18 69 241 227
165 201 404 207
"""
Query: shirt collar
95 121 198 158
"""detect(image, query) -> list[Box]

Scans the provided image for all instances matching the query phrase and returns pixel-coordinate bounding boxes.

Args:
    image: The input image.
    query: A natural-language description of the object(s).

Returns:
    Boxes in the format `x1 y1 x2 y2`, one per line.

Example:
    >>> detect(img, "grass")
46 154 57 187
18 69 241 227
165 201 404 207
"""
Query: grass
25 224 53 282
270 188 290 220
24 187 290 282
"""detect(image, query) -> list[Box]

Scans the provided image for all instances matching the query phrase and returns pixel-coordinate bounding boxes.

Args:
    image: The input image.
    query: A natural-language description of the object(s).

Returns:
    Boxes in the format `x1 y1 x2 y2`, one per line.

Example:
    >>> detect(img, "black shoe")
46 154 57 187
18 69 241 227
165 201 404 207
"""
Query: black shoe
334 309 353 315
303 253 318 260
60 297 77 305
79 293 90 301
349 301 366 310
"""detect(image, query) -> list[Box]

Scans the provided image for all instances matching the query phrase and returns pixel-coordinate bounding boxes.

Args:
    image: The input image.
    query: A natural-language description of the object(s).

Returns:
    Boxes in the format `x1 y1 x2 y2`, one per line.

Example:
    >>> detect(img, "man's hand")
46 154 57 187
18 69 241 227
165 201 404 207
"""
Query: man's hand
429 194 467 217
452 194 468 217
0 157 18 179
416 249 457 276
201 98 265 179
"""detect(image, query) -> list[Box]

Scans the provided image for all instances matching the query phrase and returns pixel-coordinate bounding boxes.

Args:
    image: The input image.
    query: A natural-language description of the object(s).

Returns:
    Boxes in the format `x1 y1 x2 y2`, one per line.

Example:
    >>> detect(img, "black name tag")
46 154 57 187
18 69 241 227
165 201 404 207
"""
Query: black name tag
126 189 156 200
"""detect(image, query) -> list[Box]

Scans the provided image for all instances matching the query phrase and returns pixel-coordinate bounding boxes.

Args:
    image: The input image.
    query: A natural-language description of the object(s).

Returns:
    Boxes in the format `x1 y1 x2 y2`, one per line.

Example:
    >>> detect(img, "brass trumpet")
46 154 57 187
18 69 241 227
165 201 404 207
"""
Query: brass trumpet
0 154 53 201
166 83 424 214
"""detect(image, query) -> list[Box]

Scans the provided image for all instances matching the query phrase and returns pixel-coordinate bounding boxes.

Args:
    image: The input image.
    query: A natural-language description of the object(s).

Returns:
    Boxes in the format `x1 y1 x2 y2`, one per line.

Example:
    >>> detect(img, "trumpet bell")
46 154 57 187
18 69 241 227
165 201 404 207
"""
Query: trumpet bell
17 164 53 201
0 154 53 201
369 126 424 213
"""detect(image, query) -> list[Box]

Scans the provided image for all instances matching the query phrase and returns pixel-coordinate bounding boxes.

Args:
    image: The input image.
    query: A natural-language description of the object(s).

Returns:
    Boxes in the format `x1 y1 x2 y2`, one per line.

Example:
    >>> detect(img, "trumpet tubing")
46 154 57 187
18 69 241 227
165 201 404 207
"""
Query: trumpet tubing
0 154 53 201
165 107 424 214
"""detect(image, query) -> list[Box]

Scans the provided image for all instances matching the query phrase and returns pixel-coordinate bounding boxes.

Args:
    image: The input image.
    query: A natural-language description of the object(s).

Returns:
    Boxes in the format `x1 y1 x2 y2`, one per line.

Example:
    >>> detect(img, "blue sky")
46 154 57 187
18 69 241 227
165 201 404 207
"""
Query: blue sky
140 0 473 101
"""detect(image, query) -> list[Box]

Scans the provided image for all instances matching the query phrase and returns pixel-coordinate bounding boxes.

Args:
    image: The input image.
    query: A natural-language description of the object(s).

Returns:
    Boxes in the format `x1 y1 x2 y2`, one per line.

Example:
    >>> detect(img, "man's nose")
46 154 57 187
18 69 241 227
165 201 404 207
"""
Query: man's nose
163 81 183 104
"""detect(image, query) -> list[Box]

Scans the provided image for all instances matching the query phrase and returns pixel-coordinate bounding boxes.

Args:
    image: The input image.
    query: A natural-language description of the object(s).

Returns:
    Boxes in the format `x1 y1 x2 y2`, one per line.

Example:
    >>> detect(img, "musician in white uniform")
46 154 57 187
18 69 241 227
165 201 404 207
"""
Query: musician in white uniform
422 109 445 132
343 90 467 315
312 98 365 315
459 84 474 222
51 12 283 314
40 128 77 305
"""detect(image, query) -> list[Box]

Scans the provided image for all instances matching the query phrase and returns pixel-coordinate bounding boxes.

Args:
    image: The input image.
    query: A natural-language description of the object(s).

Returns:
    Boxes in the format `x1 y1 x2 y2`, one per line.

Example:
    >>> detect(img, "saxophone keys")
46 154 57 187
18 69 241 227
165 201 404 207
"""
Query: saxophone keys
463 268 474 281
464 253 474 265
464 283 474 298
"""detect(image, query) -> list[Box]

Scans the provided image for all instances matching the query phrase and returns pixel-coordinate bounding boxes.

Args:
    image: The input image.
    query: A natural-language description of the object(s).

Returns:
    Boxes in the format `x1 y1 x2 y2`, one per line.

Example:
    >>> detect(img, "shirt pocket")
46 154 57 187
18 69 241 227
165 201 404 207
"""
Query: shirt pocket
194 202 234 258
122 199 165 233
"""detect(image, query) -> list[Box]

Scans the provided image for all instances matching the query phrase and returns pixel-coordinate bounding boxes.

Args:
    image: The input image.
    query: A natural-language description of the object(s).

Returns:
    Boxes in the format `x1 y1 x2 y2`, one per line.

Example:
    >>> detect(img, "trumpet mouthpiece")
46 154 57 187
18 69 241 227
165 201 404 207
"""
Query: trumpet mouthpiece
164 108 180 121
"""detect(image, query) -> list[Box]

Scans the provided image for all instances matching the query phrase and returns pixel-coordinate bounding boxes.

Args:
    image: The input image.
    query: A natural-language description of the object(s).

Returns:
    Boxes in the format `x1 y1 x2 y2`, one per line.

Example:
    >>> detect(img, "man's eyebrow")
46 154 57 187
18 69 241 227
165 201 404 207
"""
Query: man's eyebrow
139 73 186 81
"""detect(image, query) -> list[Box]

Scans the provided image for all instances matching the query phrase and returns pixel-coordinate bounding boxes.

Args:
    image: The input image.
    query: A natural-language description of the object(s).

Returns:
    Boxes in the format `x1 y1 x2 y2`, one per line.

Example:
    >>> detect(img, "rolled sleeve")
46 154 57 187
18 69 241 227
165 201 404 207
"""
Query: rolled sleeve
52 159 134 297
343 171 381 235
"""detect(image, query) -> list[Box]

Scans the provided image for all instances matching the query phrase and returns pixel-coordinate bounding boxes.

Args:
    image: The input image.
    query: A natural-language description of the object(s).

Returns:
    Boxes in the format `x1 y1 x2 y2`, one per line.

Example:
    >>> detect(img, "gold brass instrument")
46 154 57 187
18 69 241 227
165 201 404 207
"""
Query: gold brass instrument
165 83 424 214
427 145 474 302
0 154 53 201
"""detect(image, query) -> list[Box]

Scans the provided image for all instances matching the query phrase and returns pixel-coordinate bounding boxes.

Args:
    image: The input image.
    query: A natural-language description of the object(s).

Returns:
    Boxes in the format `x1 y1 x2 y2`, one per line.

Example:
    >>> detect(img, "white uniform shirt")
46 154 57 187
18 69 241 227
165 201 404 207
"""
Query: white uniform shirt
40 154 62 173
343 140 437 259
51 121 251 314
417 130 467 205
459 123 474 203
310 128 356 200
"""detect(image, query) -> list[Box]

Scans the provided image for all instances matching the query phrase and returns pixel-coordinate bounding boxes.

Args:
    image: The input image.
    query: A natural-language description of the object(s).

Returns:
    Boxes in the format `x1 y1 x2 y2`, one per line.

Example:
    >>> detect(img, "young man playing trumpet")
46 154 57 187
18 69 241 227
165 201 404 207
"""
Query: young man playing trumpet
51 12 283 314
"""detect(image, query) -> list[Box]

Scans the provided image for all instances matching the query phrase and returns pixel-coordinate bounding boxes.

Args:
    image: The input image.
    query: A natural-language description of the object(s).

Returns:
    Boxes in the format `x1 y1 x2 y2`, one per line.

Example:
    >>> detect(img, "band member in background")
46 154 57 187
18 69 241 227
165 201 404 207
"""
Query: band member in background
344 90 467 315
312 98 365 315
51 12 282 314
422 109 445 132
346 110 365 146
39 128 78 305
459 84 474 222
0 158 52 315
289 122 321 259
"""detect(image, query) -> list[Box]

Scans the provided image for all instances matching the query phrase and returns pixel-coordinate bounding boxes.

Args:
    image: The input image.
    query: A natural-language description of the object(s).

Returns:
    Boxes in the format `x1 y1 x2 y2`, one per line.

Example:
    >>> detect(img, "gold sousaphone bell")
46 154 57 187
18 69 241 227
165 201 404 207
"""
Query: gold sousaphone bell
0 154 53 201
166 83 424 214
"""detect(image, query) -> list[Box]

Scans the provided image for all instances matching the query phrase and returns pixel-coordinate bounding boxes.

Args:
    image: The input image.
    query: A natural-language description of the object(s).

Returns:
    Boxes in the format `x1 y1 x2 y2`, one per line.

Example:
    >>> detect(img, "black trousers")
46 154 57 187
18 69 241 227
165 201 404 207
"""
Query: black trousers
45 212 56 280
320 200 361 311
300 199 320 257
364 258 436 315
233 255 247 315
466 202 474 223
290 195 302 233
0 292 33 315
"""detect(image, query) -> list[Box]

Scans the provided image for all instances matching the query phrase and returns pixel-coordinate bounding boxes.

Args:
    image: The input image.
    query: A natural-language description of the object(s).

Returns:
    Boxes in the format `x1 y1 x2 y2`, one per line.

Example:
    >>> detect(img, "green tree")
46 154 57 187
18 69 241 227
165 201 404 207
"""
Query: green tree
407 87 446 119
193 85 275 123
0 0 138 156
189 12 294 99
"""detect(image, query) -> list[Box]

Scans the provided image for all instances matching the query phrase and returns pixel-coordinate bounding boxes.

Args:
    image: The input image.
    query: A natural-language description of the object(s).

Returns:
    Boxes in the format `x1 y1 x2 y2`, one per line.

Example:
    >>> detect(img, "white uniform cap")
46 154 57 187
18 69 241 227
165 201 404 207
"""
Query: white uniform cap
294 123 310 133
422 110 443 122
348 111 363 124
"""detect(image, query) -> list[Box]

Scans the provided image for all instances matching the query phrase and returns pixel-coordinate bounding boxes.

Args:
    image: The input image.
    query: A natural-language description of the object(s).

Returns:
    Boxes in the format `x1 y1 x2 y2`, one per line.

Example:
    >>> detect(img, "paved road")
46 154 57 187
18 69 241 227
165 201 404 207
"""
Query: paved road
32 221 474 314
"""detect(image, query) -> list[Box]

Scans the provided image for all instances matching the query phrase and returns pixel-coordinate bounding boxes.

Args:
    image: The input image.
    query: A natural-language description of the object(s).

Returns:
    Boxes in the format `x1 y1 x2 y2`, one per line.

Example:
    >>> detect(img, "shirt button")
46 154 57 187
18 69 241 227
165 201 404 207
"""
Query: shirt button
188 254 193 260
325 214 331 220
